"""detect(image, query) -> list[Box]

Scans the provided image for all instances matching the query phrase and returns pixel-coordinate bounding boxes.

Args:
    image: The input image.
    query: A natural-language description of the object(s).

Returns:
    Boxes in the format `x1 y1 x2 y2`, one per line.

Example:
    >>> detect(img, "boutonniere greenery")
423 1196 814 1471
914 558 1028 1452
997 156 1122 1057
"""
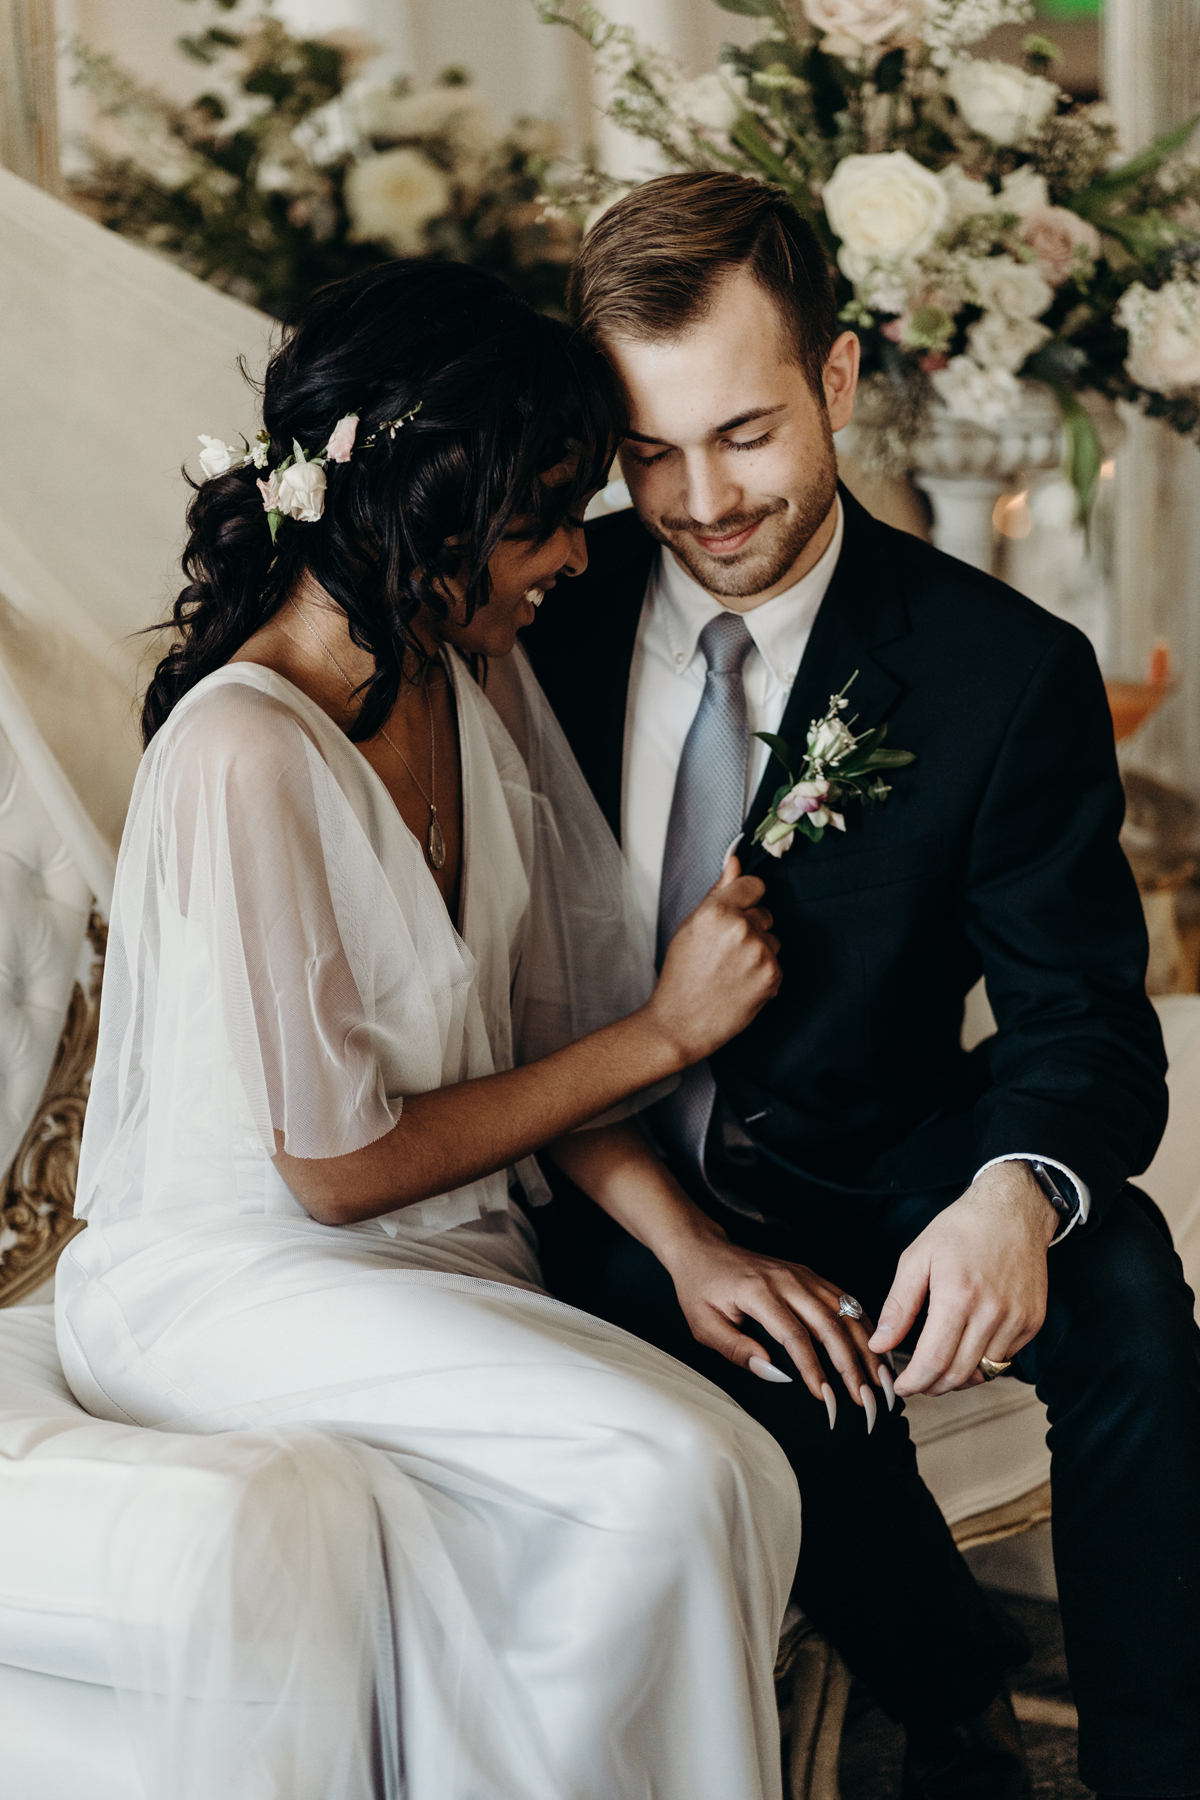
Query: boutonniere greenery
753 674 916 858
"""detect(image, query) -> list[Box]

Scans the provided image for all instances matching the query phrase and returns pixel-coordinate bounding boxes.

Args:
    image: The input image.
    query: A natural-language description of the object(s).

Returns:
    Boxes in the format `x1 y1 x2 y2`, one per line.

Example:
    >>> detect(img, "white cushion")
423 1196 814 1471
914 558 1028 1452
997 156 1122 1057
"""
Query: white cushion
0 1307 301 1697
0 1660 142 1800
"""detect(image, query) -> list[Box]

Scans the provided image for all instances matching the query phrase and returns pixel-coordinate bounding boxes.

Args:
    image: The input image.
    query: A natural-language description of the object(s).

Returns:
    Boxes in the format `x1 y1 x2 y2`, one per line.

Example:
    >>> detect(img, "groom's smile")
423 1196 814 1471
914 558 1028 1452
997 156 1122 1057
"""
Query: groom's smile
600 264 860 608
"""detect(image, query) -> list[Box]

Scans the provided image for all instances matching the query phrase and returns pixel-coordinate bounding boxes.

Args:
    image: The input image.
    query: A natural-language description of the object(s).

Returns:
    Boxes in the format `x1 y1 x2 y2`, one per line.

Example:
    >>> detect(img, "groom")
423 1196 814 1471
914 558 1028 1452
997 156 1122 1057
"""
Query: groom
526 173 1200 1800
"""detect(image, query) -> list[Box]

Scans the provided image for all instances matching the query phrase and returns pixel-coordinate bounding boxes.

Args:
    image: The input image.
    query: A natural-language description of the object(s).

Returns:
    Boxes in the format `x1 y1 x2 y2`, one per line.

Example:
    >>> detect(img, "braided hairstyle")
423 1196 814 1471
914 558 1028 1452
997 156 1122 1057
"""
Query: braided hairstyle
141 259 625 746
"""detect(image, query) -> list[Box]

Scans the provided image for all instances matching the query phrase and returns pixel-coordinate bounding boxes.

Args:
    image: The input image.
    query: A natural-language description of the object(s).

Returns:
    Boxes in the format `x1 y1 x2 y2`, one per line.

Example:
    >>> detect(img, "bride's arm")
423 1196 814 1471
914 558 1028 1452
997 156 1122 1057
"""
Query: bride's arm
545 1121 883 1408
275 861 778 1224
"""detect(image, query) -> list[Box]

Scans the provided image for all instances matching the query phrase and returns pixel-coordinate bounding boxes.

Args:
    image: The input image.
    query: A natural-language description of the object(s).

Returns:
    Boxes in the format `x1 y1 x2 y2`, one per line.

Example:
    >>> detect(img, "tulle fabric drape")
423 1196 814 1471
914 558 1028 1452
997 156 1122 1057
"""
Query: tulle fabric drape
75 647 666 1236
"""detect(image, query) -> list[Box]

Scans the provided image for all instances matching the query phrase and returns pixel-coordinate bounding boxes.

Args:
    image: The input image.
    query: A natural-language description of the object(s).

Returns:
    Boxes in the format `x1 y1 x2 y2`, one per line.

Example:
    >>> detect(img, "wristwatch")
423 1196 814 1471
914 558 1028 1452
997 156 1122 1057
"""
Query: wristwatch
1024 1160 1081 1240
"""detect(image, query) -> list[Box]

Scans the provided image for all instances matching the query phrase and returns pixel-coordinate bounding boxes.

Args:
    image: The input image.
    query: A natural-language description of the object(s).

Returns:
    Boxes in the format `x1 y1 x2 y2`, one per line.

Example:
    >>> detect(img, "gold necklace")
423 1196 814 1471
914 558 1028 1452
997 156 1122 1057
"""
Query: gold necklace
288 598 447 871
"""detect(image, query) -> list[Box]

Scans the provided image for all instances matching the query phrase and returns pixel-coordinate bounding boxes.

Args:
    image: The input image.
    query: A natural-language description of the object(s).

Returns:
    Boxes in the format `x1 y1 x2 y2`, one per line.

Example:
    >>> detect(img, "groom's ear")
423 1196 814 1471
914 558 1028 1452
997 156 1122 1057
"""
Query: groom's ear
822 332 861 434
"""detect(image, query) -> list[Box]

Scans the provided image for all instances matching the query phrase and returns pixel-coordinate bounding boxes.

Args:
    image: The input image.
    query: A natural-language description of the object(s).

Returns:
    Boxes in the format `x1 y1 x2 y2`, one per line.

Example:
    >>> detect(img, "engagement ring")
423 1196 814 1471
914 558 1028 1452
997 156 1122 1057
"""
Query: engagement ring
837 1294 864 1322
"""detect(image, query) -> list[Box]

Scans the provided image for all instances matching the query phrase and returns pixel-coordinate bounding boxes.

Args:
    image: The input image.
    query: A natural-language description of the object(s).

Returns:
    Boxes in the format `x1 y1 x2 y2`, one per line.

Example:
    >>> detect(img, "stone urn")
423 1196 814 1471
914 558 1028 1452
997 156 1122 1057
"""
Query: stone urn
907 381 1065 575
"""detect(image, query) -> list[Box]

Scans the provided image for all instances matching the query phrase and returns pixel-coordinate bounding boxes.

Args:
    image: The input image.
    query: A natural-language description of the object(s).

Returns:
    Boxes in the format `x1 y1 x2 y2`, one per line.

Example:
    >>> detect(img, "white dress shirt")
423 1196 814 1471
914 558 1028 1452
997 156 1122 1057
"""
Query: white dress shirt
618 496 1089 1235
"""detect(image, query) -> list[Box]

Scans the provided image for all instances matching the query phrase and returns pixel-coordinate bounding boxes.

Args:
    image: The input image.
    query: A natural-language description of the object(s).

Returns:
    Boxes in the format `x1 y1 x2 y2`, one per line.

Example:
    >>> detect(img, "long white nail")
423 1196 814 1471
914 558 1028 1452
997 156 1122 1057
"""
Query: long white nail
749 1355 792 1384
879 1364 896 1411
860 1384 877 1435
821 1382 837 1431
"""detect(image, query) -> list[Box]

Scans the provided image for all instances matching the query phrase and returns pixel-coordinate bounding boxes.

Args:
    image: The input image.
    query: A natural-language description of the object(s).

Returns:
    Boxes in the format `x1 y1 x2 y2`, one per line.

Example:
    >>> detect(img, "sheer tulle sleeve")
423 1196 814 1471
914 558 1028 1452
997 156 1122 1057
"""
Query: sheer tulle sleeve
78 680 477 1220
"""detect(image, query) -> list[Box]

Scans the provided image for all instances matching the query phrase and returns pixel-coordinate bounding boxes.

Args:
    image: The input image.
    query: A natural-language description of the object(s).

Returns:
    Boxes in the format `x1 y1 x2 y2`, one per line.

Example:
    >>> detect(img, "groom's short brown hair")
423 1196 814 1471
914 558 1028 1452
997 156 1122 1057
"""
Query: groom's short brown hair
567 172 840 399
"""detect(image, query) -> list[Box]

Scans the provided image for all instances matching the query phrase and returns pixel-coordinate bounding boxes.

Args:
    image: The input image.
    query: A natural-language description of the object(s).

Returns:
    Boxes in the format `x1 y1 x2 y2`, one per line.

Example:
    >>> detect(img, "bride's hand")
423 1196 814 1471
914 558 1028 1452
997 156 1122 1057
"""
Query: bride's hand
648 857 781 1066
661 1225 887 1421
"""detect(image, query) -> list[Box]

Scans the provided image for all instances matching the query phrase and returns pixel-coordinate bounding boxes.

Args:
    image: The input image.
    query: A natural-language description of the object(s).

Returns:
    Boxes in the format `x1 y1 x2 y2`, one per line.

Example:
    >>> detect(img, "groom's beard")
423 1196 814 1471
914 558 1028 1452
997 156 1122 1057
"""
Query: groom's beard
638 416 838 601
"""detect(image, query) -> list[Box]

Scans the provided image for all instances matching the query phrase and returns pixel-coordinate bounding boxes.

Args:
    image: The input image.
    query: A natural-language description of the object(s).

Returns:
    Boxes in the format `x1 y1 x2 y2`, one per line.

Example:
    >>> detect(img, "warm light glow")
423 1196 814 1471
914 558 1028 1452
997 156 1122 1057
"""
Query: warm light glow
1100 459 1116 479
992 490 1032 539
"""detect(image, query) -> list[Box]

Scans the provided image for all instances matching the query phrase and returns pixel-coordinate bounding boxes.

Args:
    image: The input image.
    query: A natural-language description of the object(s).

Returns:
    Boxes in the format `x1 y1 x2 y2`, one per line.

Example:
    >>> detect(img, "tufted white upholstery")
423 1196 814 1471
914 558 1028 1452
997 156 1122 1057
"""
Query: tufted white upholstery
0 721 92 1180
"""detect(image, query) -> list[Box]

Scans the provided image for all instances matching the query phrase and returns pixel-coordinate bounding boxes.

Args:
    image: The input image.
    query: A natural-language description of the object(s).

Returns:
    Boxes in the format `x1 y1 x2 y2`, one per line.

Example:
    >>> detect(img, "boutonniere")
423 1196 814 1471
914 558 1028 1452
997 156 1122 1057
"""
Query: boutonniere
753 673 916 858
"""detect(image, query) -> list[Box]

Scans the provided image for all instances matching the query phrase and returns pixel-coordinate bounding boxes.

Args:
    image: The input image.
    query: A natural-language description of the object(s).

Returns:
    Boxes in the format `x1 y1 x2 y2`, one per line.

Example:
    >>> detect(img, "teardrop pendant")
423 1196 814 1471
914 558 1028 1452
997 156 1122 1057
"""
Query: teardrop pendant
427 807 446 871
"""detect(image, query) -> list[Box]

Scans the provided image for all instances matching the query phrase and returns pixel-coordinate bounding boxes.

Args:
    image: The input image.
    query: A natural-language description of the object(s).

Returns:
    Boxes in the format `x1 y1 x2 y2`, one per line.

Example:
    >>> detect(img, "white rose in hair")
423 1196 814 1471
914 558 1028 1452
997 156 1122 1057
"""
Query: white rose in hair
967 310 1051 373
930 355 1022 424
970 256 1054 320
945 59 1058 147
802 0 915 46
1117 279 1200 393
198 435 240 479
824 152 949 271
679 71 746 136
276 460 327 523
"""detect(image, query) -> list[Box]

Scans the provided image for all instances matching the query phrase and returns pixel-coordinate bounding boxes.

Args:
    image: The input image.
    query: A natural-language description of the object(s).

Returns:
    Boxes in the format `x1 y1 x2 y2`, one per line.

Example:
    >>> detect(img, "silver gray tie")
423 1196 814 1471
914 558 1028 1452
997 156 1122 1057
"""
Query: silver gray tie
651 611 755 1185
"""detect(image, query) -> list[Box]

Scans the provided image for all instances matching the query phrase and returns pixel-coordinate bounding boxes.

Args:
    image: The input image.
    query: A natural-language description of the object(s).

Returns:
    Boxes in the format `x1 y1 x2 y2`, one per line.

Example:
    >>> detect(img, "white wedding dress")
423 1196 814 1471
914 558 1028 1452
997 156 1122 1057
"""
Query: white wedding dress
54 645 801 1800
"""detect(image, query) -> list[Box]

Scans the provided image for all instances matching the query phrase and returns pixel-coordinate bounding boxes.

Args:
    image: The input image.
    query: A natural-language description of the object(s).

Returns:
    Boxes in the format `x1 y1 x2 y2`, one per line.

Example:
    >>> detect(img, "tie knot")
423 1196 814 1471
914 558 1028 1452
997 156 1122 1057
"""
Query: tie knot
698 611 754 677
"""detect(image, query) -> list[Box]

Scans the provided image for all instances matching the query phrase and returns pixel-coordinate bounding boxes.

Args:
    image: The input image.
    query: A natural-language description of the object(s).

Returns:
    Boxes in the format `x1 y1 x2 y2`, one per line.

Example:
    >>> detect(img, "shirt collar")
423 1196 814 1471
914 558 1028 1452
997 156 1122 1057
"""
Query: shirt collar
649 496 844 688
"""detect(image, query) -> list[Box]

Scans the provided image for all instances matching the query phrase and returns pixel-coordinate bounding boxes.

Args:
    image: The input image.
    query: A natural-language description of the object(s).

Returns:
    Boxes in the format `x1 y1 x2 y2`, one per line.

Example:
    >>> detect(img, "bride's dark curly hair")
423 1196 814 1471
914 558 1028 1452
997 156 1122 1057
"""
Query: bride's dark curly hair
141 259 625 746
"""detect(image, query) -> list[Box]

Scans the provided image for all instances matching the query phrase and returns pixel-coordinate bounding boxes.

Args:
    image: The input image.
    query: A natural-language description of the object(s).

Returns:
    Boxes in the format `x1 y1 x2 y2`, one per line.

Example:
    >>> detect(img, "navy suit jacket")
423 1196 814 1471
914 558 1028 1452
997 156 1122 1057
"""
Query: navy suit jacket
521 486 1168 1216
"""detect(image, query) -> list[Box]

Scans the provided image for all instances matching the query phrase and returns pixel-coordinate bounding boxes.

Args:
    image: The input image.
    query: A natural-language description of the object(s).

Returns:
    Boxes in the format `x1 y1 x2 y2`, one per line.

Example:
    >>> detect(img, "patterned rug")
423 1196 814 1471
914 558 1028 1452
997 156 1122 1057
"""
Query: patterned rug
838 1595 1092 1799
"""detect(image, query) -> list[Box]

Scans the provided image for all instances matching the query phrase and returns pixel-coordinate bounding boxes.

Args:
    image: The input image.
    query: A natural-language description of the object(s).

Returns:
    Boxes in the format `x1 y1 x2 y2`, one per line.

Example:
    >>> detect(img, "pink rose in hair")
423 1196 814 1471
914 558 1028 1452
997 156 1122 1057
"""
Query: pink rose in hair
325 413 360 463
257 472 281 513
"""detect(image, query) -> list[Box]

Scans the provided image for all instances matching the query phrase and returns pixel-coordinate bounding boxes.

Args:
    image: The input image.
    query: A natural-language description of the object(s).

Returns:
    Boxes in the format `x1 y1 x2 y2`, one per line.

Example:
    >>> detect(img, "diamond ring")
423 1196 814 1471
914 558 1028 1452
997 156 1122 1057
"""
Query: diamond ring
979 1357 1013 1381
837 1294 864 1322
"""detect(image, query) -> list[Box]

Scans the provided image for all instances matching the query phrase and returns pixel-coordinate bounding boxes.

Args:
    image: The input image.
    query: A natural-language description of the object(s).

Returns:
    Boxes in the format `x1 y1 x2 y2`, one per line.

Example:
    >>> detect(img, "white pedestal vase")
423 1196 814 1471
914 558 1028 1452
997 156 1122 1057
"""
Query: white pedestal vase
908 382 1064 577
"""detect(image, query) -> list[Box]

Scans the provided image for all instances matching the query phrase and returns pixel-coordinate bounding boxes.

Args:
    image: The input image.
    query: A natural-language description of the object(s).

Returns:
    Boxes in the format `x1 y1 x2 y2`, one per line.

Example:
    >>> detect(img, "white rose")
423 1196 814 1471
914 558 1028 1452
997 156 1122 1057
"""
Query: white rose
939 162 994 226
679 71 746 136
198 435 240 479
276 460 327 524
801 0 915 45
345 147 452 255
930 355 1022 424
807 716 857 764
997 166 1050 218
969 255 1053 320
967 310 1051 372
1116 279 1200 394
945 59 1058 147
824 151 949 267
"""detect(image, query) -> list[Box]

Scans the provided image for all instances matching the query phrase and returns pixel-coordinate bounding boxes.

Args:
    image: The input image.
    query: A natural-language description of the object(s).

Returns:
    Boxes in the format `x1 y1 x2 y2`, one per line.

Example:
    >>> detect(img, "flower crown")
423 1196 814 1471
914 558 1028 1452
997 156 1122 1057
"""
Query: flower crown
197 402 422 543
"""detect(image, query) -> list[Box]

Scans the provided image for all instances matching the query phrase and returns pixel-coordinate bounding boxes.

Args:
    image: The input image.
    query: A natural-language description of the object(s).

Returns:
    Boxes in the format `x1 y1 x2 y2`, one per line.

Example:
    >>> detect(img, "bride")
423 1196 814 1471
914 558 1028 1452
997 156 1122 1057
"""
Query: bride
55 259 802 1800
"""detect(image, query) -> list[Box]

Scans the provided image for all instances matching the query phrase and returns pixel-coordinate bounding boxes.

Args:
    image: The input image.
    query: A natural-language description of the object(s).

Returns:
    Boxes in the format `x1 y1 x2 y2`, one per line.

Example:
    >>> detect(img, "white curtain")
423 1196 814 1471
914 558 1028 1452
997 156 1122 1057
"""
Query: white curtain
0 163 274 873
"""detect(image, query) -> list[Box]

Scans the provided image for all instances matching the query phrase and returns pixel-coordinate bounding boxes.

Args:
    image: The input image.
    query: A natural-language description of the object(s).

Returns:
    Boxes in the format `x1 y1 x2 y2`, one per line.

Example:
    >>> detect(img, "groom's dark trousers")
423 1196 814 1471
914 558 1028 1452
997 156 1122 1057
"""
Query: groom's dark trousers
524 488 1200 1796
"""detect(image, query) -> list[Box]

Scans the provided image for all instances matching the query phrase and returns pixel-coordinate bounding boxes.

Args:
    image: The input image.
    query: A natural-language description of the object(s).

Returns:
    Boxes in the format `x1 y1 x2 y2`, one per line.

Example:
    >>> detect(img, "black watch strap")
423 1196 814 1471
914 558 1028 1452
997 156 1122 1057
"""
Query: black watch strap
1025 1160 1080 1237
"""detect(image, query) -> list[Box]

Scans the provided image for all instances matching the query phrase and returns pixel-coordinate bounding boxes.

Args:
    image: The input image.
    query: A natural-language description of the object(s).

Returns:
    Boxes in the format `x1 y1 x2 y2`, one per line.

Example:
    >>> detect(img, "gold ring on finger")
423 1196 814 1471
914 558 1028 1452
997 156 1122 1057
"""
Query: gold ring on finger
979 1356 1013 1381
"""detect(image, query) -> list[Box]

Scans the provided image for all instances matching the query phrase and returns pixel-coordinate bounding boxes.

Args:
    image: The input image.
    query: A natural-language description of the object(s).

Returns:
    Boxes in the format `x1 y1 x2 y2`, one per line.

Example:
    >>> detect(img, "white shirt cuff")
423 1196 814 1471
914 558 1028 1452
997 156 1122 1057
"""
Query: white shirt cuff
972 1153 1091 1244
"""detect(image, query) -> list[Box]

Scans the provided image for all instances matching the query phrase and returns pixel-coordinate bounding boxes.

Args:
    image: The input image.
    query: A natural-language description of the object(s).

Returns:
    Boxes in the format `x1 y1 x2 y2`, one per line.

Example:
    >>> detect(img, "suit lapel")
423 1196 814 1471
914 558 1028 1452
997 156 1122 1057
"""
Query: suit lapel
741 486 912 875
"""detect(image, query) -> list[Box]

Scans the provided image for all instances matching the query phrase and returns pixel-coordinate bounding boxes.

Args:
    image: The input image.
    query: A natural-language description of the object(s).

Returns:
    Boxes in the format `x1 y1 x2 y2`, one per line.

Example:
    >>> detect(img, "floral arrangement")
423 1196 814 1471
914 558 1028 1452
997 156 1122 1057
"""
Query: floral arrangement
69 2 580 320
753 674 915 854
536 0 1200 519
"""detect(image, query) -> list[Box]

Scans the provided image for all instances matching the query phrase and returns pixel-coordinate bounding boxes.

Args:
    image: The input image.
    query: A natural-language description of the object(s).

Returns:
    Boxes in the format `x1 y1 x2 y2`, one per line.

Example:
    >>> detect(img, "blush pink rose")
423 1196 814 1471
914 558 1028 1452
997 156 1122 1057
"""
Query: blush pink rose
257 472 281 513
325 413 359 463
1020 206 1101 287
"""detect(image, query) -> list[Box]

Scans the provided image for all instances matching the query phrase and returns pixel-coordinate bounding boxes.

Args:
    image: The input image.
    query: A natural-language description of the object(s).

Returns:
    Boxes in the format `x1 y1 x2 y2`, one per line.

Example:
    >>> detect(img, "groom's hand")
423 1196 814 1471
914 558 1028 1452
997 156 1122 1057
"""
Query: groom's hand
869 1162 1059 1397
